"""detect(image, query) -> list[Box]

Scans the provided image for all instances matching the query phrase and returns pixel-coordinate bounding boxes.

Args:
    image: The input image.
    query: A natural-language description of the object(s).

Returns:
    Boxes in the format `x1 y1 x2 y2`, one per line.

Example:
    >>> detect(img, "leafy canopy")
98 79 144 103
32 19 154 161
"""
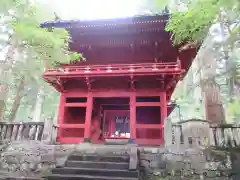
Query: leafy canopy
155 0 240 45
1 0 81 68
0 0 82 121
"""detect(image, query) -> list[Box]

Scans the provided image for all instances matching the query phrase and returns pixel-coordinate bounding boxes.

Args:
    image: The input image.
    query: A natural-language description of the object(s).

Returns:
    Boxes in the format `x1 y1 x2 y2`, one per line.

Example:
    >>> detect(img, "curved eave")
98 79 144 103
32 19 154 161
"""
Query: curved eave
167 103 177 116
40 14 169 29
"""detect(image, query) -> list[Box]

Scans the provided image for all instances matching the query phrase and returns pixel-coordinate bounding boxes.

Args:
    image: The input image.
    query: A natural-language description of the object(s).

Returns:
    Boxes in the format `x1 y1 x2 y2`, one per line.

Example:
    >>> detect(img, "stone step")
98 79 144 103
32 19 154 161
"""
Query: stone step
66 160 129 170
52 167 138 178
3 178 44 180
68 154 129 163
104 139 129 145
47 174 138 180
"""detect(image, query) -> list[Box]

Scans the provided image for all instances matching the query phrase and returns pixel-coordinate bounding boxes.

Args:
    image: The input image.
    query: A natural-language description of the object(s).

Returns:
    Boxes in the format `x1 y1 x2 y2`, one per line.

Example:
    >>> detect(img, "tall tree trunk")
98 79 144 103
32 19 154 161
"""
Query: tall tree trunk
32 86 44 122
199 38 226 123
203 80 226 123
8 77 25 121
0 36 17 120
219 13 235 100
0 82 9 120
184 67 193 95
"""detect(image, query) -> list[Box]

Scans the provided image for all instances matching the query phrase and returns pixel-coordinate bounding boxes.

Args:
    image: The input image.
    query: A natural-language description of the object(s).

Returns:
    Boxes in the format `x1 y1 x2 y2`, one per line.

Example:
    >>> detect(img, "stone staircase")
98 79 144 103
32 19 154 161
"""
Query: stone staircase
47 149 139 180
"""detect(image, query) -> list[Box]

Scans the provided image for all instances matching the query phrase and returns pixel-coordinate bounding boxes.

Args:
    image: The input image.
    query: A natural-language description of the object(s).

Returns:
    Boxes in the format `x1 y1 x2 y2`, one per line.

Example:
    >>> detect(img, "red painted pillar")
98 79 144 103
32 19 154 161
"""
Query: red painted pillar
84 93 93 141
57 93 65 141
130 92 136 140
160 92 167 144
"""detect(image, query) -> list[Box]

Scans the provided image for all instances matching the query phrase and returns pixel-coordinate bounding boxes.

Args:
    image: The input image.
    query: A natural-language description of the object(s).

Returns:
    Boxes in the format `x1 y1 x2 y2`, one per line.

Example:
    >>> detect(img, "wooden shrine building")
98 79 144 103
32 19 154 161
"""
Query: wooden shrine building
41 14 197 145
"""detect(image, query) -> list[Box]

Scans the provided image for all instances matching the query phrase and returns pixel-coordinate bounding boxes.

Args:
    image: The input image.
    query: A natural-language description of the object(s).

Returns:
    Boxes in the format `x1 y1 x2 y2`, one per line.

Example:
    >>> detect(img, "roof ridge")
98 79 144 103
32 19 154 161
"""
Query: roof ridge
40 14 170 28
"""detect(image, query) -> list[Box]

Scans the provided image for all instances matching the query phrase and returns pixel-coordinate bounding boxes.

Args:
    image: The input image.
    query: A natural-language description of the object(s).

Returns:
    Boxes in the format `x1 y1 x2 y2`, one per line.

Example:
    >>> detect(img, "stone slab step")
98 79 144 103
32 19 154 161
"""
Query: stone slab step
68 154 129 162
47 174 138 180
52 167 138 178
104 139 129 145
4 178 44 180
66 160 129 169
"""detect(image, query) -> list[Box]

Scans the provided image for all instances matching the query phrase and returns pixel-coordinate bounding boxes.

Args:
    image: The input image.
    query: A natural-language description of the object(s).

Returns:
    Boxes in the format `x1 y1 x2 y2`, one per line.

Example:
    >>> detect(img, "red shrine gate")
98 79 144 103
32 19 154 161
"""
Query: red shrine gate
41 15 197 145
56 90 168 145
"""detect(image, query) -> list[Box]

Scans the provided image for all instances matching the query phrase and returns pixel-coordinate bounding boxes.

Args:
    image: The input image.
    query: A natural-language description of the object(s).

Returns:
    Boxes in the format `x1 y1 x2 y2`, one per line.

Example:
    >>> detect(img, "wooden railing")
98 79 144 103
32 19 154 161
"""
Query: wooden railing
44 62 183 76
0 122 44 141
2 120 240 149
0 121 58 143
168 122 240 148
208 124 240 148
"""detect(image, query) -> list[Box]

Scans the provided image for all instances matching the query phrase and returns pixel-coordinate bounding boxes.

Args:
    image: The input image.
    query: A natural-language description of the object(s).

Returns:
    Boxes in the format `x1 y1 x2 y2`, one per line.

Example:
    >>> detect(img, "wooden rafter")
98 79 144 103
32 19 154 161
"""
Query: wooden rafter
85 77 92 91
179 41 198 52
130 75 135 91
44 77 63 92
158 75 165 90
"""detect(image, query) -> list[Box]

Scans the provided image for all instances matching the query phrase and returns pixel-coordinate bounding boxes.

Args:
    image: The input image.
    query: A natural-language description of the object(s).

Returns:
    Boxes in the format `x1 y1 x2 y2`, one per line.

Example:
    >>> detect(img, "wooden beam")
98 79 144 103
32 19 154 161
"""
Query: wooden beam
130 92 136 139
84 93 93 139
57 94 65 140
64 89 165 98
85 77 92 91
160 92 167 143
44 70 183 78
65 103 87 107
135 102 161 107
44 78 63 92
159 75 165 90
135 124 162 129
130 75 135 91
59 124 85 128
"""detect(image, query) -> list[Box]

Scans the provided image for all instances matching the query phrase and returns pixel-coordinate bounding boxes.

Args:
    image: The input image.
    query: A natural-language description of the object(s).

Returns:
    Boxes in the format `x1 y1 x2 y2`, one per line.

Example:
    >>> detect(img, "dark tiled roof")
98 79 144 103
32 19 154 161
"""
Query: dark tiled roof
40 14 169 28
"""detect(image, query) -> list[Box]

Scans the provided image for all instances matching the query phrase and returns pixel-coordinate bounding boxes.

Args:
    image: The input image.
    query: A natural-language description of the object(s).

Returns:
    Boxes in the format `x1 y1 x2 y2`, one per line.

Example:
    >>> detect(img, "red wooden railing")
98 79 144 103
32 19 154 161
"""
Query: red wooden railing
44 62 183 76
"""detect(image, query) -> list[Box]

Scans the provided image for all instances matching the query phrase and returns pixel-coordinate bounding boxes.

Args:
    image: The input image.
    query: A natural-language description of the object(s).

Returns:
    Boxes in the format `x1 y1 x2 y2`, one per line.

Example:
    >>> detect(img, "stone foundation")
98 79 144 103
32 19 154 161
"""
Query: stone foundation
0 141 239 180
139 146 239 180
0 140 75 178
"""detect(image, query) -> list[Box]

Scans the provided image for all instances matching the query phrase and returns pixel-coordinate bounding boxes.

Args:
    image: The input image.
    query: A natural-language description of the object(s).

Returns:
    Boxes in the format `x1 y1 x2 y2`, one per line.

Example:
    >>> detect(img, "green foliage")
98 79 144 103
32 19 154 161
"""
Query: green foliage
166 0 216 44
227 99 240 121
0 0 82 121
1 0 81 67
166 1 218 44
155 0 240 45
152 0 240 122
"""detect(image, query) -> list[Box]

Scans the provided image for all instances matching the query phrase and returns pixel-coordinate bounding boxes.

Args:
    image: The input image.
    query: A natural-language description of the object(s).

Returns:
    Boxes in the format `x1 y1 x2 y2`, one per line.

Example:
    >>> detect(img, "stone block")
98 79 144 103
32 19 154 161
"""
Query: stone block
190 161 205 171
83 138 91 143
41 154 55 163
167 161 185 171
129 147 138 170
150 161 166 169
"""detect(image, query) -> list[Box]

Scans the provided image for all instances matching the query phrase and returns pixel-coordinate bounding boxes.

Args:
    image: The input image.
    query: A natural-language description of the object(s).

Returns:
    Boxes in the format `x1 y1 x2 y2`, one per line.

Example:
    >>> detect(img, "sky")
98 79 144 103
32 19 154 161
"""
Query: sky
39 0 142 20
0 0 143 61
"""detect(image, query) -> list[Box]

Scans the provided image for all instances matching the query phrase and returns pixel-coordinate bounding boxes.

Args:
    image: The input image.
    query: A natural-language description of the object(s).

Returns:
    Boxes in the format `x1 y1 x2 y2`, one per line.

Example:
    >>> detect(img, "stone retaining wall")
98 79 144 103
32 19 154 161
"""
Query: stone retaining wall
139 147 239 180
1 141 240 180
0 140 75 179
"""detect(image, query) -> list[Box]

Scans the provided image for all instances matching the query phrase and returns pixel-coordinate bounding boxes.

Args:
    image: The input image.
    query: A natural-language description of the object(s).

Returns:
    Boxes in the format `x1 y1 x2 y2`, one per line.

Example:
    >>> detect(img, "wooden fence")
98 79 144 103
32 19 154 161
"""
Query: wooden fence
0 121 58 143
170 121 240 149
1 120 240 149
